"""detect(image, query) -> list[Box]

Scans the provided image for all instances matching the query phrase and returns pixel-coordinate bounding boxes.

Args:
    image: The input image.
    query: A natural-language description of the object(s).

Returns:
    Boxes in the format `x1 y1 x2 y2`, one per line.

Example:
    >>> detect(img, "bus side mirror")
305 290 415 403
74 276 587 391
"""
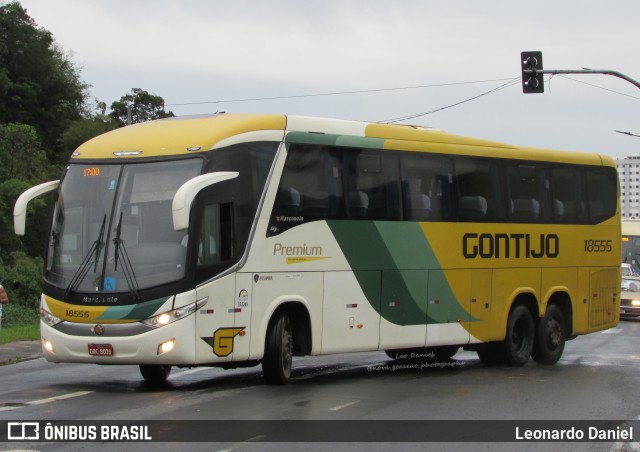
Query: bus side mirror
172 172 239 231
14 180 60 236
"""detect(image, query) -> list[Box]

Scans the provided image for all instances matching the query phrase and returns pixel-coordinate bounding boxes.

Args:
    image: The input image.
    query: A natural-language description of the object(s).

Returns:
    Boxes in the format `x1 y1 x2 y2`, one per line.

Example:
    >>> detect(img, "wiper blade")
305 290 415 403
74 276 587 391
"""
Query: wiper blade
113 212 141 300
64 214 107 300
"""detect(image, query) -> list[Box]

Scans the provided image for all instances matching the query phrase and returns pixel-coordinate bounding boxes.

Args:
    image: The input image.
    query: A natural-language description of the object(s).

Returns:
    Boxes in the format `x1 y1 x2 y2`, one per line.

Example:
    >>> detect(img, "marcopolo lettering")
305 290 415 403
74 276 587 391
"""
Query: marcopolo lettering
463 233 559 259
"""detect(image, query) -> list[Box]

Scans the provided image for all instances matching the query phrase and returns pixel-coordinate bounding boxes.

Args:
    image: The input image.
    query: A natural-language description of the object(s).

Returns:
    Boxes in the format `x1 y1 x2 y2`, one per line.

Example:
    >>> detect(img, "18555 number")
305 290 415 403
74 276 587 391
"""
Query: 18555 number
584 239 613 252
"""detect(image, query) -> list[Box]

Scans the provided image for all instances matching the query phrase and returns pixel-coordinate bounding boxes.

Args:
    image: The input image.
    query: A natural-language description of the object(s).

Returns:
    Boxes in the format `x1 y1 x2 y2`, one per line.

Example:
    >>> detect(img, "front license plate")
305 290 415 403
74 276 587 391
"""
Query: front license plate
88 344 114 357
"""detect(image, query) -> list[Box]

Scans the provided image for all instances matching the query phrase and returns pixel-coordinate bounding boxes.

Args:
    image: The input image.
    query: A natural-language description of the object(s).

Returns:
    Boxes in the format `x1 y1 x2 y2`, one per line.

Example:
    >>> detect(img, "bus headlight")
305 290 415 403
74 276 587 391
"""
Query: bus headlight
40 307 63 327
632 299 640 307
141 297 208 328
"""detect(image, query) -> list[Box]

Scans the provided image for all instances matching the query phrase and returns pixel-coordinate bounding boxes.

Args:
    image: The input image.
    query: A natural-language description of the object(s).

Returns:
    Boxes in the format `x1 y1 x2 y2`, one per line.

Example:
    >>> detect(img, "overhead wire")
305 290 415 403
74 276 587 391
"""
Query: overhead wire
555 75 640 100
166 73 640 125
378 78 521 123
164 78 517 107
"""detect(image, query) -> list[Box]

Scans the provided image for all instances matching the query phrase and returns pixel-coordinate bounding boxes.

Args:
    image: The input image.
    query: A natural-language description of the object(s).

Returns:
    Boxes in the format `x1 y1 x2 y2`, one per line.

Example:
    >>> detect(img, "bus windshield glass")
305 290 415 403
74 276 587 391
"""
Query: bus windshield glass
46 159 202 294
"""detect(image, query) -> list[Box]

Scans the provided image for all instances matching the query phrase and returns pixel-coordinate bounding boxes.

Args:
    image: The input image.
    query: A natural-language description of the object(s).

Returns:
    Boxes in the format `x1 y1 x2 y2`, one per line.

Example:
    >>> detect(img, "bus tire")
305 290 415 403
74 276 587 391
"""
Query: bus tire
262 311 293 385
477 342 506 366
139 364 171 385
503 305 534 367
532 304 566 365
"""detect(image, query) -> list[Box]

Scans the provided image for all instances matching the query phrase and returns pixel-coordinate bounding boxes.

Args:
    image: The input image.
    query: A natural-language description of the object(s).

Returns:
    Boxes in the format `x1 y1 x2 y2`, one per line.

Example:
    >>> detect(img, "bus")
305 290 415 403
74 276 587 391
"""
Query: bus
14 114 620 385
622 219 640 272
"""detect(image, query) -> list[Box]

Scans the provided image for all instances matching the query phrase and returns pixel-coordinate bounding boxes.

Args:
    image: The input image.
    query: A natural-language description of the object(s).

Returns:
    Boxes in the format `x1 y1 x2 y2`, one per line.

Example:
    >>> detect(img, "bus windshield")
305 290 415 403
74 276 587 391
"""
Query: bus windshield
46 159 202 294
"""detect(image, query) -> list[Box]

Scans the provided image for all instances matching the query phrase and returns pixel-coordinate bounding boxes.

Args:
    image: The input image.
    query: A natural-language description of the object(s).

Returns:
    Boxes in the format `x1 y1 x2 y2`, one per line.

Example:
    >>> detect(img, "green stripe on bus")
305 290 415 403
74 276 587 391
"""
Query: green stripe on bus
327 220 473 325
97 297 169 321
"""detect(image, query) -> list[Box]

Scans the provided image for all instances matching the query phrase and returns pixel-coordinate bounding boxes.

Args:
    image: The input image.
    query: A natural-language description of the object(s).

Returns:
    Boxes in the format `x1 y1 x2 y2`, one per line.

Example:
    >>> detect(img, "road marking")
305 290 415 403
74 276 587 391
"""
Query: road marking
0 390 93 412
329 400 360 411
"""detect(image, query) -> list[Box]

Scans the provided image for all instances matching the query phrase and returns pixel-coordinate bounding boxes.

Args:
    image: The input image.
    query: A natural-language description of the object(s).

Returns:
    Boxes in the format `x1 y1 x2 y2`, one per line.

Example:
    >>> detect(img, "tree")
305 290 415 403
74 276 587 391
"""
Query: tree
109 88 174 126
0 123 50 183
0 2 89 159
0 123 54 260
59 101 119 153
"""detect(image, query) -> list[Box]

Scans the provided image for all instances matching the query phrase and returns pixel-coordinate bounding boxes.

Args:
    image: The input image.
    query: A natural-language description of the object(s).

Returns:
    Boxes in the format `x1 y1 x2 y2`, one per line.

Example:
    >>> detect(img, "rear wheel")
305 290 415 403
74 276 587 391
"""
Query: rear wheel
532 304 566 365
503 305 535 367
139 365 171 386
262 312 293 385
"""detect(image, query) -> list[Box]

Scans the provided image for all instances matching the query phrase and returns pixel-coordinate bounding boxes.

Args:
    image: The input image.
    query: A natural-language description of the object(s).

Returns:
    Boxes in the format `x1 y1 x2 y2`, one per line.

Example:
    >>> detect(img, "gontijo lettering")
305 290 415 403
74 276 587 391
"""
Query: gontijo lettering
463 233 559 259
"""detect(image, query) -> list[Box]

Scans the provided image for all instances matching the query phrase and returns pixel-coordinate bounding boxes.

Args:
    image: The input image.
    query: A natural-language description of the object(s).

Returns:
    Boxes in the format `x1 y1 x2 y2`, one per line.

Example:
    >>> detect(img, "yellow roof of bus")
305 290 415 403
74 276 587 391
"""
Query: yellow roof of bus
71 113 614 168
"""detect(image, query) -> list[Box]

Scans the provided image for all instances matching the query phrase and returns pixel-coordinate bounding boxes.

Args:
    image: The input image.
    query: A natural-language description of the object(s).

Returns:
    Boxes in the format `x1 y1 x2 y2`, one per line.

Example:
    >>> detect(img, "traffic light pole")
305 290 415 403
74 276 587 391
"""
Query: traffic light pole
525 68 640 90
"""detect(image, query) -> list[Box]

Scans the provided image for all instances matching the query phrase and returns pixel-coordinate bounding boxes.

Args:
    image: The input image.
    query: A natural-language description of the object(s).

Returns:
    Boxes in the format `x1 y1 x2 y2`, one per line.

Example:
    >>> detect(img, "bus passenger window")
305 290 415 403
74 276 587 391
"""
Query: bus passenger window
586 168 617 223
400 153 453 221
506 164 550 222
455 158 503 221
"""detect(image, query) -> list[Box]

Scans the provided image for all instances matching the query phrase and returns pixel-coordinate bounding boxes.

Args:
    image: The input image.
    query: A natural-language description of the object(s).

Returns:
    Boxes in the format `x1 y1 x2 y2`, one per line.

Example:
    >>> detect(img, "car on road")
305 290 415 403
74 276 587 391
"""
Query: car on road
621 264 640 318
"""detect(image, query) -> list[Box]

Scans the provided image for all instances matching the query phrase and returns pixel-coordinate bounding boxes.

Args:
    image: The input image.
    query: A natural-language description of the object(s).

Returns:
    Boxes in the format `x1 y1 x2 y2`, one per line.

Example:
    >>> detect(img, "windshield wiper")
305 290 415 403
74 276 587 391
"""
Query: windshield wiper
63 214 107 300
113 212 141 300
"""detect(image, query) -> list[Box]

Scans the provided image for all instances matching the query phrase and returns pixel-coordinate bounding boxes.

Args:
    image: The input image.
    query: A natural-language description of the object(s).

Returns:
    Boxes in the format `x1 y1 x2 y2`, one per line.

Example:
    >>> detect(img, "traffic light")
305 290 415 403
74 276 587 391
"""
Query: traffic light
521 51 544 94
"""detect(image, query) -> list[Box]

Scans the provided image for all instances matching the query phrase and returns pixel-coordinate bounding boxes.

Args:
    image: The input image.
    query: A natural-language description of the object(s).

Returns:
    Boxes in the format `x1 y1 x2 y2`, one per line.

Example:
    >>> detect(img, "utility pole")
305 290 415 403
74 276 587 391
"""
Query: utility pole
520 51 640 93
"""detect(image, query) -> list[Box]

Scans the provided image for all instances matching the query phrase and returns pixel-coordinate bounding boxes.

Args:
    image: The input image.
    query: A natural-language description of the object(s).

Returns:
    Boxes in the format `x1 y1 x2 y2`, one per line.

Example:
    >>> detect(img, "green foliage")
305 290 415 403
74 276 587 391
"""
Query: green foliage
109 88 175 126
0 252 43 310
0 1 89 158
59 116 119 154
0 123 51 182
0 323 40 344
0 123 57 260
1 304 39 328
0 4 174 332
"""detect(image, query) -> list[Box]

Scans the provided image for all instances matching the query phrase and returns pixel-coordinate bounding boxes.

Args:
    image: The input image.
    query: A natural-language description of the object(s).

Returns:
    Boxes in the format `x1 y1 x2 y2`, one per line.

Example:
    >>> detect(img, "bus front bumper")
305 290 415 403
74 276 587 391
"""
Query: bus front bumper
40 318 197 365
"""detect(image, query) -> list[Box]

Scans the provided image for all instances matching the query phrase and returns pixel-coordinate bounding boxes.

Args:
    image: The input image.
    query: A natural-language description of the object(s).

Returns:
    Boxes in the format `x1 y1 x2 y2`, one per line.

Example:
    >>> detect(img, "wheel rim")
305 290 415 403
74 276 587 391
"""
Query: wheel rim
512 318 530 353
281 320 293 376
545 316 563 350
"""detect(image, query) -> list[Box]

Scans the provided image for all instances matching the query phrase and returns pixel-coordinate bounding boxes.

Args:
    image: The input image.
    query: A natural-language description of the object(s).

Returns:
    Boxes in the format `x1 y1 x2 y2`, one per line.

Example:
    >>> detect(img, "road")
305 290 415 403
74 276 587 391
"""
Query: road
1 319 640 452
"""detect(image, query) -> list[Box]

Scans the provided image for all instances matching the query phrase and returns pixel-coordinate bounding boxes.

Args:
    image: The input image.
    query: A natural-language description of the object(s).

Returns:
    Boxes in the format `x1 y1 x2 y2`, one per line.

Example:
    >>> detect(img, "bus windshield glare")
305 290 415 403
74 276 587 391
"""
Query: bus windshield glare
46 159 202 294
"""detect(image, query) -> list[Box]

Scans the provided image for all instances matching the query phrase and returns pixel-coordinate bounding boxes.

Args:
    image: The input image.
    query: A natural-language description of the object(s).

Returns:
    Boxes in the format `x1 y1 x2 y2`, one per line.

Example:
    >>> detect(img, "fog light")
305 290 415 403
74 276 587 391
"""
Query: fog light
43 339 54 353
632 299 640 307
158 339 175 355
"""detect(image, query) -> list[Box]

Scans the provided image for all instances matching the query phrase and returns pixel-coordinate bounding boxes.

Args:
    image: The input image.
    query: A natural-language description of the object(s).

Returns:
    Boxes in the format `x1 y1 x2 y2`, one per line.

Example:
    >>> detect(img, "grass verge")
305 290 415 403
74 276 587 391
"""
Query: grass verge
0 323 39 345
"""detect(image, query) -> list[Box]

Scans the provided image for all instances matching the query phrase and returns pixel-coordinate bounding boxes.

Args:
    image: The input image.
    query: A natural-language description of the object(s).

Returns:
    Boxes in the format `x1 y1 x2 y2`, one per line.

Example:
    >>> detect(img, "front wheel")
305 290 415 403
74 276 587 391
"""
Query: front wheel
262 312 293 385
139 364 171 386
532 304 566 365
503 305 535 367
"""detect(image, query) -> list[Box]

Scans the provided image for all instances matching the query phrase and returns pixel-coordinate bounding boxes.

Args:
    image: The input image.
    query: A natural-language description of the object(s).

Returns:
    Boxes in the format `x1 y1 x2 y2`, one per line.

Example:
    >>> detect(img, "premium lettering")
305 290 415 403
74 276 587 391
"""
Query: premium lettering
273 243 322 256
463 233 559 259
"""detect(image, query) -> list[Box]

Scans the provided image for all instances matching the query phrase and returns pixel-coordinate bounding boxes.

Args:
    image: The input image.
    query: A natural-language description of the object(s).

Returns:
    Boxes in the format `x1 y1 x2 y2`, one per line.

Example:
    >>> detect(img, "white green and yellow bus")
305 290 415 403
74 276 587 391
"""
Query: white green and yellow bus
14 114 620 385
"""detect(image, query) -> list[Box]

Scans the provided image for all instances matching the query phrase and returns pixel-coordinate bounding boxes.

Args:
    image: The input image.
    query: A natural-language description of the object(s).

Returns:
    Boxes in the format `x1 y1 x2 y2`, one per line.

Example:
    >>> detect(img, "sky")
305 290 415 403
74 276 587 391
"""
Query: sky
13 0 640 158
